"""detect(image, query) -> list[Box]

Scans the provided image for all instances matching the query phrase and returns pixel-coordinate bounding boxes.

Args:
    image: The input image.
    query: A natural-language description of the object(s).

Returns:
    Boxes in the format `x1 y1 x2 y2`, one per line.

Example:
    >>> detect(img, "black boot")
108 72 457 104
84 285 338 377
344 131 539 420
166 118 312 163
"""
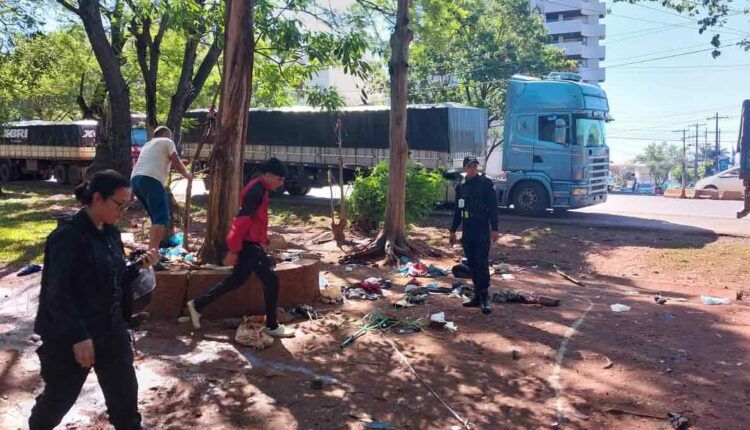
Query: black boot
462 296 481 308
480 294 492 314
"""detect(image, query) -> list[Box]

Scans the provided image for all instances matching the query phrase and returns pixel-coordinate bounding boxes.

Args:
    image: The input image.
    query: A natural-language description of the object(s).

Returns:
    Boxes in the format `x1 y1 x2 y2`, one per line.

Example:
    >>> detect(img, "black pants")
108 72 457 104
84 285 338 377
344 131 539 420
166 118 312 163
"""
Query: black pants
463 237 490 299
192 242 279 329
29 326 141 430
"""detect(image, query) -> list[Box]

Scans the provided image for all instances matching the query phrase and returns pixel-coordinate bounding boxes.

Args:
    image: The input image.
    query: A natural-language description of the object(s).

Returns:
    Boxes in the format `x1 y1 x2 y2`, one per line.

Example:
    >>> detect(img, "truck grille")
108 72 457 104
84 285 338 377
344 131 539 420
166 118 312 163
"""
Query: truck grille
589 155 609 194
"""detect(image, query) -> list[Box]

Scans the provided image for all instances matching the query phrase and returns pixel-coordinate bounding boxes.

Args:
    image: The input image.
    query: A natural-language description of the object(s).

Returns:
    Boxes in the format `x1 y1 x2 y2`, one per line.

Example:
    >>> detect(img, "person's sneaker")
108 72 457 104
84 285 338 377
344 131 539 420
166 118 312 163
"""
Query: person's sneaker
186 300 201 329
264 324 296 338
462 297 481 308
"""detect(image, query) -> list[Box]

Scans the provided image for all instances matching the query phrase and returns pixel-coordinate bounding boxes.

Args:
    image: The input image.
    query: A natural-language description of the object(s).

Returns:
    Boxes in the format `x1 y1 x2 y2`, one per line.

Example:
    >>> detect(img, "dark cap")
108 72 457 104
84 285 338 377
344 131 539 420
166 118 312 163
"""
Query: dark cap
260 157 286 178
463 156 479 167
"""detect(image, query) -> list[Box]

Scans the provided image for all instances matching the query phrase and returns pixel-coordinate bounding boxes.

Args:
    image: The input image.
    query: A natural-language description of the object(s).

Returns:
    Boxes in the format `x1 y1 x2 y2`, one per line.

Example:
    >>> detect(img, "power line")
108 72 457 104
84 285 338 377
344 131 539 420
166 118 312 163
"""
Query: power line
607 40 745 68
615 63 750 69
606 34 747 64
608 10 749 37
606 26 680 45
609 136 687 142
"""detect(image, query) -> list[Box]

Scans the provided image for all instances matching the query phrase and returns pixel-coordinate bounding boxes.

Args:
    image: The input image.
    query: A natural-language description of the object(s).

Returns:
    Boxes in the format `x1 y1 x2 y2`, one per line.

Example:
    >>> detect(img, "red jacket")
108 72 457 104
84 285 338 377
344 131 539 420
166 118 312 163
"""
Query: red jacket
226 177 270 253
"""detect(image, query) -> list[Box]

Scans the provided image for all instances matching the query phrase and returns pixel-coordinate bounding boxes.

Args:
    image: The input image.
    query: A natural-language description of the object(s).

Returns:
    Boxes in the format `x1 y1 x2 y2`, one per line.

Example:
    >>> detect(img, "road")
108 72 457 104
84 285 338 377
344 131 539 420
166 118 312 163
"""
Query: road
546 193 750 237
172 180 750 237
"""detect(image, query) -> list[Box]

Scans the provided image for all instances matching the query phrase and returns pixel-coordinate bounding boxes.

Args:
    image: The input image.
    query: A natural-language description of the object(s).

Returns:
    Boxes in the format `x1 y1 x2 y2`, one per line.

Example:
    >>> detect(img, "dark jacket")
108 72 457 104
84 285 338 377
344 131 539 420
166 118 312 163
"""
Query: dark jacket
450 174 499 240
226 176 270 252
34 210 139 344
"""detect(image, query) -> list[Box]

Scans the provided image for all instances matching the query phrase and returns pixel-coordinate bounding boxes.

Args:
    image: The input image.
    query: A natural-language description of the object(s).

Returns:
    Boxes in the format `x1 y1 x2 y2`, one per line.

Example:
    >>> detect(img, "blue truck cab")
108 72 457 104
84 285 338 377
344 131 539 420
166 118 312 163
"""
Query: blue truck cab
493 73 611 215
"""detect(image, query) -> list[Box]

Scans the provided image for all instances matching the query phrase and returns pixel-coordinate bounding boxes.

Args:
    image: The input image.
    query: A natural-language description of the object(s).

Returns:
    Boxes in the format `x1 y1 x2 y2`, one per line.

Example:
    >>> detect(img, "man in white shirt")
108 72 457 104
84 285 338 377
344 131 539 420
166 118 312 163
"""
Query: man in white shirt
131 126 191 252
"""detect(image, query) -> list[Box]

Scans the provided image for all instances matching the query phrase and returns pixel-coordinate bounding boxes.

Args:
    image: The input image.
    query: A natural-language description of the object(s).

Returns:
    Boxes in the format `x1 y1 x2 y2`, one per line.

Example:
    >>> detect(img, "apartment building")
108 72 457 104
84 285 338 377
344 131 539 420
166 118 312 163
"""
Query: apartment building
530 0 607 84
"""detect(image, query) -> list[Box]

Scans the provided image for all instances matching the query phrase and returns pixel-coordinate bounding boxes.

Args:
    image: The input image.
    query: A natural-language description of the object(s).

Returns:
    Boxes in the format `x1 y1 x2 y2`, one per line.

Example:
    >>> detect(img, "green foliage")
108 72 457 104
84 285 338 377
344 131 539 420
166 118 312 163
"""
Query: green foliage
0 26 100 121
0 0 42 52
634 142 682 185
305 86 346 114
408 0 575 124
348 162 445 229
345 0 574 120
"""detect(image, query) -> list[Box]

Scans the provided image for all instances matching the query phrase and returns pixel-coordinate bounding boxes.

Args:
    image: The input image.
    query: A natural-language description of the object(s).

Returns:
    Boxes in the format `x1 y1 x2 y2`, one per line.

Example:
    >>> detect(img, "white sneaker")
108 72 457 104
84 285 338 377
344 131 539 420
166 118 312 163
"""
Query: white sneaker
187 300 201 329
264 324 295 338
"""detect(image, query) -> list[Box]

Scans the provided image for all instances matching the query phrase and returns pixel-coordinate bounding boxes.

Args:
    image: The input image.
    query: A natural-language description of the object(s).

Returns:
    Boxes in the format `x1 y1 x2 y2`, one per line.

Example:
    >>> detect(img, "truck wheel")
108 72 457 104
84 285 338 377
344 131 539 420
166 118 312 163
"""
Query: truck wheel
513 181 549 217
68 165 83 186
285 183 311 196
0 162 14 182
53 164 69 185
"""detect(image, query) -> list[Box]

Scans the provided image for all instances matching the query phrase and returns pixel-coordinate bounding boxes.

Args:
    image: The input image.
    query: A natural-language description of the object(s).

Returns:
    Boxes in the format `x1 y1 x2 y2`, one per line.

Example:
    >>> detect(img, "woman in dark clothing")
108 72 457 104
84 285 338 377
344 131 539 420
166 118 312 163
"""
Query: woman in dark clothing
29 170 158 430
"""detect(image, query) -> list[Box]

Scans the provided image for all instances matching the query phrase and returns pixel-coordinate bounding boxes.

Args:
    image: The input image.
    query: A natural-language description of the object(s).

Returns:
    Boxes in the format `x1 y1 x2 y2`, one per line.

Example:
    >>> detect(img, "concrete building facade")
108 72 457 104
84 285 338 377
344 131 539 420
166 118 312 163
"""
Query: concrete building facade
530 0 607 84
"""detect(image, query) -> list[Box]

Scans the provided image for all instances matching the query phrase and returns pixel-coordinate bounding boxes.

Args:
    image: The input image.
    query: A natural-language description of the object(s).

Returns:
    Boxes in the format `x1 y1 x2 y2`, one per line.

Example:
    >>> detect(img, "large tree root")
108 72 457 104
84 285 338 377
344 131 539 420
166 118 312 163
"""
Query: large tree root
340 231 419 265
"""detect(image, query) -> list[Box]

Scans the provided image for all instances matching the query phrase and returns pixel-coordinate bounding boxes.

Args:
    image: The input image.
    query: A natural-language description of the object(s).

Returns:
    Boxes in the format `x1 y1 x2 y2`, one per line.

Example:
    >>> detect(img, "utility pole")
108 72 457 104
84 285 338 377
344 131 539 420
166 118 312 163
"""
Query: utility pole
673 129 688 198
689 123 706 181
704 128 709 172
707 113 728 174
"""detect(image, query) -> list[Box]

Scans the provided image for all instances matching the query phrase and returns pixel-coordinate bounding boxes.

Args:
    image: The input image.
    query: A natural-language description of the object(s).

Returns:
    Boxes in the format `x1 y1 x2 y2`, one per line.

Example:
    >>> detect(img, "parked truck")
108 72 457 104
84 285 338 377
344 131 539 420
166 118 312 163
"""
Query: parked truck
0 116 149 185
180 103 488 195
0 120 99 185
184 72 610 214
488 73 611 215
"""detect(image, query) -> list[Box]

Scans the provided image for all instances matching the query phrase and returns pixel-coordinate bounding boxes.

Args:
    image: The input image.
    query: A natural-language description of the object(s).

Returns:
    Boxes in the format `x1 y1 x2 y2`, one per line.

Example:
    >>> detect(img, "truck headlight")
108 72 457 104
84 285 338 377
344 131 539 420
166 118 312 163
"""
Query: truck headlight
572 187 588 196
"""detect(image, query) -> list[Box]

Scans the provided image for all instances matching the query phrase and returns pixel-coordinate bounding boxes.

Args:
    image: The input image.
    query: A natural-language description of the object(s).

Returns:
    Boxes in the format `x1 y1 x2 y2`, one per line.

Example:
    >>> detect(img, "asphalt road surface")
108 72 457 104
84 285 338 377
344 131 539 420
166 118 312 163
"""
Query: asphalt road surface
172 180 750 237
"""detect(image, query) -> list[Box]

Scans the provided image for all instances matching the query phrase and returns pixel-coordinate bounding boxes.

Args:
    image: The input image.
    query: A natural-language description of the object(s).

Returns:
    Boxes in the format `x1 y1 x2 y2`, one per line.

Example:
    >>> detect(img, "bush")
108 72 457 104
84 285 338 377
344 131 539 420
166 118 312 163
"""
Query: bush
348 162 445 232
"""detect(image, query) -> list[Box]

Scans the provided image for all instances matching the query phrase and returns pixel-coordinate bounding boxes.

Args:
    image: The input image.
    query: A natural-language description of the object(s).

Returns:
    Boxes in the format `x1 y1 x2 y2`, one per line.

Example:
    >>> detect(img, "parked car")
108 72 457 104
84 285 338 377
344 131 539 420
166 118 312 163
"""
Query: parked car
695 167 743 192
636 183 654 194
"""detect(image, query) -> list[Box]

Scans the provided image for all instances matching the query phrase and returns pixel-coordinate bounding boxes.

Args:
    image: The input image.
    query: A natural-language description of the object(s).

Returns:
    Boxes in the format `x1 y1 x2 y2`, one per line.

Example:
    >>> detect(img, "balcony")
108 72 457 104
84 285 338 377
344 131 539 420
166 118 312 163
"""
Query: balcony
542 0 583 14
545 19 584 35
582 44 606 60
582 23 606 38
554 41 583 56
582 1 606 17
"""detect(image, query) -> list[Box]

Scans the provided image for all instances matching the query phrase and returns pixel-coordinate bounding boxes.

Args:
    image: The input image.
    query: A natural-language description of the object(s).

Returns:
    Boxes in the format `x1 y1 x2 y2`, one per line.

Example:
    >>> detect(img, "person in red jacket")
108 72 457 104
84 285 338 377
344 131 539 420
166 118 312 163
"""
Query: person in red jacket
186 158 294 338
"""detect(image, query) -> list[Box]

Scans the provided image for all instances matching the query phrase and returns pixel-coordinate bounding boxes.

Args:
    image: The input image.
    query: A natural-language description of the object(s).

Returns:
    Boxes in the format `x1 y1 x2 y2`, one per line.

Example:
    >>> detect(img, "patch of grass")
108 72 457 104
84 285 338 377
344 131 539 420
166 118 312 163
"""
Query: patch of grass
521 227 552 245
268 202 329 228
0 183 77 268
187 195 209 216
649 243 750 270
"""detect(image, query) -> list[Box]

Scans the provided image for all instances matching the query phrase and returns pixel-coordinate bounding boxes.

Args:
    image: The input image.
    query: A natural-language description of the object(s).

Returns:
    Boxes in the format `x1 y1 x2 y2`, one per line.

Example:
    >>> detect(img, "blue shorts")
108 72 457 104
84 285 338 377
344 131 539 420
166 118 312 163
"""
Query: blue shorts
131 175 170 226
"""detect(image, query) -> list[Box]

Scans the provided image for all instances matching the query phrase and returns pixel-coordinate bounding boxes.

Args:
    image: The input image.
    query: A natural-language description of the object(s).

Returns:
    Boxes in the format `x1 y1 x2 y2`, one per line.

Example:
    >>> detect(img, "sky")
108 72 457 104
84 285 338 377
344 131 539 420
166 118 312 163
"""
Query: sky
601 1 750 163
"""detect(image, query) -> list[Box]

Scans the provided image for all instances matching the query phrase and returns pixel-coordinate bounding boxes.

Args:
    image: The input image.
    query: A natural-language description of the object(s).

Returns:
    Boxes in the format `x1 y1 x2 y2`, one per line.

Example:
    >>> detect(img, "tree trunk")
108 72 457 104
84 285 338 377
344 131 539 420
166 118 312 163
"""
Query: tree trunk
74 0 133 177
342 0 415 264
198 0 254 264
165 0 222 147
166 38 221 147
131 14 168 136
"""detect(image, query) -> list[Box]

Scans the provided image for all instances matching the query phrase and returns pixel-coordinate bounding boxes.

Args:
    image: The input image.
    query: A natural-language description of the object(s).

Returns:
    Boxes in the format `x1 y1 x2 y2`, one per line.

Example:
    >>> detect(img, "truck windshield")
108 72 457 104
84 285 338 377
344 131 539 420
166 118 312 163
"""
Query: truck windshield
575 118 606 147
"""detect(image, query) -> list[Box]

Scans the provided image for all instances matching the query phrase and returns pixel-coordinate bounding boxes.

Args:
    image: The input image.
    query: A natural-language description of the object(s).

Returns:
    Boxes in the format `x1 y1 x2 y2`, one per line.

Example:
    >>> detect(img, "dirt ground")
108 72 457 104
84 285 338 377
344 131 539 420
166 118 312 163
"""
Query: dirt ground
1 198 750 429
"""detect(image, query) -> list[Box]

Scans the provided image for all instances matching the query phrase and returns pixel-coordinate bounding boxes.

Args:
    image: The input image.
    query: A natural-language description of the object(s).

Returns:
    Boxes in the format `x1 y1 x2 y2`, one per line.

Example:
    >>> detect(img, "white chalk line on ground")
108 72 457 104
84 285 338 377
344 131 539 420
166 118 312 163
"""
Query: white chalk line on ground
550 301 594 428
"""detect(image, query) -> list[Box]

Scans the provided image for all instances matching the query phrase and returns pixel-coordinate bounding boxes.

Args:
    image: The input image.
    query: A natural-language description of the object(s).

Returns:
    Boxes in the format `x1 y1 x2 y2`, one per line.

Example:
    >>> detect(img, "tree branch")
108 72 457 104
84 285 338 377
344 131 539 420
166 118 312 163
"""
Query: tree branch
355 0 395 16
187 37 222 106
56 0 80 15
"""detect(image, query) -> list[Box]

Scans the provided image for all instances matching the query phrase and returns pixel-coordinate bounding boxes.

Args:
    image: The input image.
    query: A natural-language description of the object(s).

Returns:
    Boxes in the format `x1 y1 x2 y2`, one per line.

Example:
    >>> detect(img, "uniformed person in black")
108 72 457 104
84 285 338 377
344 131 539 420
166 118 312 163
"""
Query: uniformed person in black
29 170 158 430
449 156 499 314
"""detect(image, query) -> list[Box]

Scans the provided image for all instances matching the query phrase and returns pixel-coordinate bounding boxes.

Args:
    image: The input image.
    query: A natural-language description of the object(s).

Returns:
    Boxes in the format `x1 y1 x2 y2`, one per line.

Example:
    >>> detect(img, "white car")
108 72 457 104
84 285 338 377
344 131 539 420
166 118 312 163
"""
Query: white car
695 167 743 192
